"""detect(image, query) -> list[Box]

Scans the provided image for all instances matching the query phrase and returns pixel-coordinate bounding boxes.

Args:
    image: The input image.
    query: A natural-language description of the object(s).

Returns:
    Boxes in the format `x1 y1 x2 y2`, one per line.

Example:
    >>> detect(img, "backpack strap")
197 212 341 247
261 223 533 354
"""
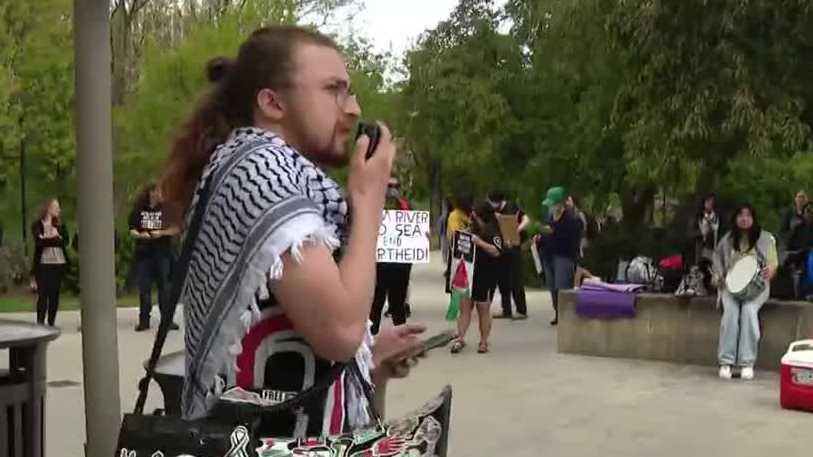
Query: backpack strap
134 176 215 414
133 172 351 418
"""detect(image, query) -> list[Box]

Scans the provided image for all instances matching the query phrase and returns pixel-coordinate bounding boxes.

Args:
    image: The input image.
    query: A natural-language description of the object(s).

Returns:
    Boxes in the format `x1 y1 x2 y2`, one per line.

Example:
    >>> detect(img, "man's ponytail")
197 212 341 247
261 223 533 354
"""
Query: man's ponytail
160 26 339 223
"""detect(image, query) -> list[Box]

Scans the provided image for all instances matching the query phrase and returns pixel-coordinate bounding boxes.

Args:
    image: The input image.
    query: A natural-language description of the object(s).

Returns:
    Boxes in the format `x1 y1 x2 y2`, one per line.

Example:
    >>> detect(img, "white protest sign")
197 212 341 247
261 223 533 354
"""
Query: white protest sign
376 210 431 264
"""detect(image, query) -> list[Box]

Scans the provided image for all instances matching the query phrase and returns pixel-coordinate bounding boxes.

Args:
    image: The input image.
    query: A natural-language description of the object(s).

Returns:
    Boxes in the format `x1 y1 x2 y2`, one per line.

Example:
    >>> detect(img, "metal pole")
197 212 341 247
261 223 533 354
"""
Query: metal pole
74 1 121 456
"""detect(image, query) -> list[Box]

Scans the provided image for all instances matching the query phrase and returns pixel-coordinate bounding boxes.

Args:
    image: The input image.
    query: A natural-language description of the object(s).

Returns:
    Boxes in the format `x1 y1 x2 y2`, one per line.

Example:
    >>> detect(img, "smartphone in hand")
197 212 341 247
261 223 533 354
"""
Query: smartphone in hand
389 330 457 363
355 122 382 160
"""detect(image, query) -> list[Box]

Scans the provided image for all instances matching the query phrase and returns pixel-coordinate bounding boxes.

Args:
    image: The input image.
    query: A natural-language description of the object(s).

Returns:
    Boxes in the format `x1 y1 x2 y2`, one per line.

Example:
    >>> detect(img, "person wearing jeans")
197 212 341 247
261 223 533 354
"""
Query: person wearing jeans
713 204 777 380
535 187 581 326
136 251 172 326
129 182 180 331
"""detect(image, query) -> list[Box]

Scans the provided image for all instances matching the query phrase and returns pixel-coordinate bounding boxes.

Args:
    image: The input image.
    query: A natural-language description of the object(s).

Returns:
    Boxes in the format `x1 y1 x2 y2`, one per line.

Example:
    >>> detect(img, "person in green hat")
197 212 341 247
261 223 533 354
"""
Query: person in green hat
535 186 583 325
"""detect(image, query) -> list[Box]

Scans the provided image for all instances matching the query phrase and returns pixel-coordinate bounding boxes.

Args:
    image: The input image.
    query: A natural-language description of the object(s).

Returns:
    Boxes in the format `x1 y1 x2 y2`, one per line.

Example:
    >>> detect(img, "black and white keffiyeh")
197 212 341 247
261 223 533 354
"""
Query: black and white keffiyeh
178 127 373 427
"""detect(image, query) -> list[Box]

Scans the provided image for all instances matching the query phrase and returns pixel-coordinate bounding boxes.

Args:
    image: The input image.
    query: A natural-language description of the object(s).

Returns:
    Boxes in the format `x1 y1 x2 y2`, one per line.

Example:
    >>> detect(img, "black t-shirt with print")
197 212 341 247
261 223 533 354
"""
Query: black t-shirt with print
129 203 172 256
474 221 503 278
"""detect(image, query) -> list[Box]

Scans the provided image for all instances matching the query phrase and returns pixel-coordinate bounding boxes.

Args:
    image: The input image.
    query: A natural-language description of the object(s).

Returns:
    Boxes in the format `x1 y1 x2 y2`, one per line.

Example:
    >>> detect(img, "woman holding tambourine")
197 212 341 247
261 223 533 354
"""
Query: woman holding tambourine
712 204 778 380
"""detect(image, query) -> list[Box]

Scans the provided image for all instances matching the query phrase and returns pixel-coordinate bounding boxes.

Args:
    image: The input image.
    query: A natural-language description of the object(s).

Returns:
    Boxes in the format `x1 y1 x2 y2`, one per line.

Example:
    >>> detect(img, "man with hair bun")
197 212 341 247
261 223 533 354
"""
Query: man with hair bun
161 26 426 437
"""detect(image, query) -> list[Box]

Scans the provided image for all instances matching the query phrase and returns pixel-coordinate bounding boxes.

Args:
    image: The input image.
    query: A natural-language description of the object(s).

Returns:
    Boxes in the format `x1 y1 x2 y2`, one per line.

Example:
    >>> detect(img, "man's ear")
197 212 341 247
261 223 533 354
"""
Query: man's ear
256 88 285 122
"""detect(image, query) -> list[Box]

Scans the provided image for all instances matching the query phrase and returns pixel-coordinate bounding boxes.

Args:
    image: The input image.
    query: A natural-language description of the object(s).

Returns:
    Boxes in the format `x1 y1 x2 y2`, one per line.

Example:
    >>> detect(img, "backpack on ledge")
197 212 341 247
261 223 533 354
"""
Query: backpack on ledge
624 256 664 291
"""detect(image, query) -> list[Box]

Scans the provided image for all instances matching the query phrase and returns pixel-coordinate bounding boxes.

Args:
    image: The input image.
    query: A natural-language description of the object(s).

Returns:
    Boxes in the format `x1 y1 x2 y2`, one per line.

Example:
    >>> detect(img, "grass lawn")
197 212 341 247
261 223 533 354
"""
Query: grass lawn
0 292 140 313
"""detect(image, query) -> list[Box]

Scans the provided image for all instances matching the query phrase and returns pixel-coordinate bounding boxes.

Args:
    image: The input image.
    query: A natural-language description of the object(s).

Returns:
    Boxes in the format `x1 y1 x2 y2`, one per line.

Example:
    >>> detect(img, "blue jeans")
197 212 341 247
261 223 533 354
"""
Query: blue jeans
544 256 576 318
718 288 768 367
136 253 172 324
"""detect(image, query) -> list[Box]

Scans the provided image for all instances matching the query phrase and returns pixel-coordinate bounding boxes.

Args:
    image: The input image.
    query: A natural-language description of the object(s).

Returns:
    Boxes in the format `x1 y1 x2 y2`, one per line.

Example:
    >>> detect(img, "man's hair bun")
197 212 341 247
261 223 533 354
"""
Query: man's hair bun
206 57 235 83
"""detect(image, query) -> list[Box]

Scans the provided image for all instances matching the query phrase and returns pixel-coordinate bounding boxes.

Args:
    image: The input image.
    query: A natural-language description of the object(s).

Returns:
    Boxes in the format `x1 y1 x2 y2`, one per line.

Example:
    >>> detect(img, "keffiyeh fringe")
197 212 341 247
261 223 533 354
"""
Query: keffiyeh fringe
199 221 341 414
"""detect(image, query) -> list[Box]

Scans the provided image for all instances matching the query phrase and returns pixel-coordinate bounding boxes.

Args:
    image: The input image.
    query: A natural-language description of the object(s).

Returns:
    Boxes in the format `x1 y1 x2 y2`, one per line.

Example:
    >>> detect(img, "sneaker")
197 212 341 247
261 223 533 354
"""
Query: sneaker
741 366 755 380
718 365 732 379
167 322 180 331
493 313 513 319
512 314 528 321
550 318 558 326
135 322 150 332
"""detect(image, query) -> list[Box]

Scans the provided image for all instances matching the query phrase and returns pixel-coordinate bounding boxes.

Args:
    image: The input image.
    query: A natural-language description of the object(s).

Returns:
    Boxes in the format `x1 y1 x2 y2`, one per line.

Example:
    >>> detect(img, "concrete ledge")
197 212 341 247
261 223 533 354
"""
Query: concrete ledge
557 290 813 370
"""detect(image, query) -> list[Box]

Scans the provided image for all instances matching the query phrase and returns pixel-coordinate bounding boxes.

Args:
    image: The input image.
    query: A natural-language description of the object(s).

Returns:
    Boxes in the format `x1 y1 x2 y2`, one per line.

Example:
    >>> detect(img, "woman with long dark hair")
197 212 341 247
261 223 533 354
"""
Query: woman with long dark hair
158 26 424 436
31 198 68 326
712 204 777 380
450 201 502 354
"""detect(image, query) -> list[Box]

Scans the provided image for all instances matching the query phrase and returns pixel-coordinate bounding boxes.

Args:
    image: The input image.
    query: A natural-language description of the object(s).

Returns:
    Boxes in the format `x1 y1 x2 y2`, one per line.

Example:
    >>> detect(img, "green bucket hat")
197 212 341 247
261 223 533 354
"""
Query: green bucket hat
542 186 565 207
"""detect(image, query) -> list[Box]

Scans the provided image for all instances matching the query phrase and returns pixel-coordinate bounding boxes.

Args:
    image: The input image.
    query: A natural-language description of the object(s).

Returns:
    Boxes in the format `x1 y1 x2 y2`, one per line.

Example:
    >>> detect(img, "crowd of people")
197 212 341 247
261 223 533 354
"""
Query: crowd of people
431 187 809 381
14 23 813 449
436 185 589 353
677 191 813 380
24 187 182 331
686 191 813 380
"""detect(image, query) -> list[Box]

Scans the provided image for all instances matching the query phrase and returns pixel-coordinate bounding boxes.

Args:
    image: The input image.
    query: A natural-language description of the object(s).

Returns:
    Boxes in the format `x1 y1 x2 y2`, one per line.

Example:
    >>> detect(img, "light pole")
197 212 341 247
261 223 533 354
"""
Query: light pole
74 1 121 456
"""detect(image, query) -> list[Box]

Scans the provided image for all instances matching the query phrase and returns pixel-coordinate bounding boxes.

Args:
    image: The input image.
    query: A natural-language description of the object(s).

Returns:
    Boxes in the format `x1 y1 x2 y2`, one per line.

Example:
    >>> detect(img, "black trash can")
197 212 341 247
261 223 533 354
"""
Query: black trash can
144 350 184 416
0 319 60 457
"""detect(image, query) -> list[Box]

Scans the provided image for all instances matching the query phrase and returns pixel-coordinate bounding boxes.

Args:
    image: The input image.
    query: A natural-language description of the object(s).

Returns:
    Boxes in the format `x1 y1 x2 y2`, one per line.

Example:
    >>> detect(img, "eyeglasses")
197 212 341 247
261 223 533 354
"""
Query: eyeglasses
281 79 357 108
324 80 356 107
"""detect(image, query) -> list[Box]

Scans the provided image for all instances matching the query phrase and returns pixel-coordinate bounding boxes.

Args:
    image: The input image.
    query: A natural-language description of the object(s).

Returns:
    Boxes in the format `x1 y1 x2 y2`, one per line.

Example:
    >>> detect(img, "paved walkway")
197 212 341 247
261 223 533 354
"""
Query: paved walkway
3 256 811 456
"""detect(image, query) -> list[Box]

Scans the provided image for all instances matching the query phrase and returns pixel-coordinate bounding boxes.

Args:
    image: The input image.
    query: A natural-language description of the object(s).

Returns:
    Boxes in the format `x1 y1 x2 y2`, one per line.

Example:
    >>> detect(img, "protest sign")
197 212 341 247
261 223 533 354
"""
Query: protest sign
497 214 520 248
449 231 476 293
446 230 477 320
376 210 431 264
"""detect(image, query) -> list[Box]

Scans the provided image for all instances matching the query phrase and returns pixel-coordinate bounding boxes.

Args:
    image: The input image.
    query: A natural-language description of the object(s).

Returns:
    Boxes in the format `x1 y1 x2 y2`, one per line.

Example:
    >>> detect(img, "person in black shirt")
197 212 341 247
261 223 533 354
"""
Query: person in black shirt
370 178 413 334
450 201 503 354
129 183 180 331
536 187 582 325
780 190 809 252
565 195 589 258
488 192 531 320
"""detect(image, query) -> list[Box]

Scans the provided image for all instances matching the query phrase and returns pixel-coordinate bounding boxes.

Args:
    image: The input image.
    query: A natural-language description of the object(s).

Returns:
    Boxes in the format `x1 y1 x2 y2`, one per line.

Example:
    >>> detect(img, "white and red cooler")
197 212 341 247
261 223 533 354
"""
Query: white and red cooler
780 339 813 412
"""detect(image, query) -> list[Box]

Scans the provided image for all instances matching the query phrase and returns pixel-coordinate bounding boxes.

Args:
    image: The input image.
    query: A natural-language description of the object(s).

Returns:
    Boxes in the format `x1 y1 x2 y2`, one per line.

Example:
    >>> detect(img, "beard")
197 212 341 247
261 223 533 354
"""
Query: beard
286 111 350 168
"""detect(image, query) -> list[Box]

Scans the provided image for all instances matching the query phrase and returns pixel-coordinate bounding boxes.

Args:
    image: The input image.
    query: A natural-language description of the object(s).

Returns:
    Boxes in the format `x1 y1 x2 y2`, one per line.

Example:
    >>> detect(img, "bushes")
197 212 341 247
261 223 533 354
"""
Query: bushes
116 232 136 295
57 230 138 297
0 244 29 293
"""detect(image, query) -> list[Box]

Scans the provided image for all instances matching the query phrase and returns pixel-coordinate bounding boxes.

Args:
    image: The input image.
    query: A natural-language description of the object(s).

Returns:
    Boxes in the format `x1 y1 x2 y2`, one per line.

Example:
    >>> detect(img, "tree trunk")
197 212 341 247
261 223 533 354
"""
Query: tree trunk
429 158 442 233
19 131 27 251
620 184 656 230
110 7 131 105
